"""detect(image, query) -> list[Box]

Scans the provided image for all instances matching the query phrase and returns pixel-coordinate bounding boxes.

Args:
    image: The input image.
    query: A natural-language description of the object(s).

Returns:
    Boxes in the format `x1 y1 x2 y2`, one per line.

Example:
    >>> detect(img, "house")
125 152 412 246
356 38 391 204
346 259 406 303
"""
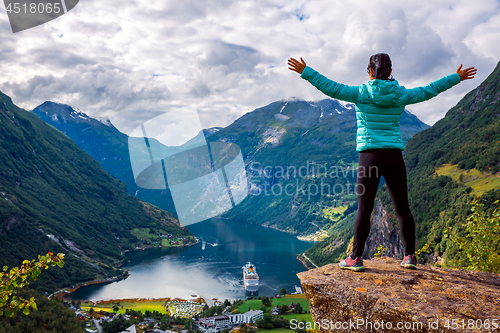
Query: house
271 307 279 316
119 324 137 333
195 319 217 333
288 303 295 310
213 315 231 327
242 310 263 324
195 310 264 332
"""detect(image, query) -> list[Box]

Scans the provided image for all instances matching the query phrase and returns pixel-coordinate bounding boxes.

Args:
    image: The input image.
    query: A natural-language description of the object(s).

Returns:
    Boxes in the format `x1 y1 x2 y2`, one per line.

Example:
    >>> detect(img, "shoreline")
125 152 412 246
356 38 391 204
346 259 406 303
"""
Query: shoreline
53 273 131 300
53 239 199 301
123 238 199 254
88 296 206 306
296 253 310 270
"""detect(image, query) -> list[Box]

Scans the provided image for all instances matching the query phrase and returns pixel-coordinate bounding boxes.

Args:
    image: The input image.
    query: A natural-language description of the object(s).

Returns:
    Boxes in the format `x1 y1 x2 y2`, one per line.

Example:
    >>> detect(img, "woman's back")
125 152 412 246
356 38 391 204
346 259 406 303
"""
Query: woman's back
299 66 461 151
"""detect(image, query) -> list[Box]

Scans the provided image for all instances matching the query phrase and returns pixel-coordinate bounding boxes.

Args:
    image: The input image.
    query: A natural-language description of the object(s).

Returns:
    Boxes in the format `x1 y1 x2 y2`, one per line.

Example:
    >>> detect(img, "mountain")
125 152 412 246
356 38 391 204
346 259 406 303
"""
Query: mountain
33 102 223 216
212 99 429 234
33 98 429 236
305 62 500 266
401 61 500 265
0 91 195 293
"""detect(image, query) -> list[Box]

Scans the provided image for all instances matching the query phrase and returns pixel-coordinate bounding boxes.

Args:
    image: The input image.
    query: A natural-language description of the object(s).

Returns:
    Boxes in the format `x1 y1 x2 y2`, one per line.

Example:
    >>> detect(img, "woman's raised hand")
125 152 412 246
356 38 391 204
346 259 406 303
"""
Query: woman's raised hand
288 57 307 74
456 64 477 81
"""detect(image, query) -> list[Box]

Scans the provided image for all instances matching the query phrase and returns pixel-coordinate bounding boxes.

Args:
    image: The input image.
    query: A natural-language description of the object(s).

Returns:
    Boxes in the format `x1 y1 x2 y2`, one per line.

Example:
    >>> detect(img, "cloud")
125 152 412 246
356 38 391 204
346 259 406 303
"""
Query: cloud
464 11 500 61
0 0 498 132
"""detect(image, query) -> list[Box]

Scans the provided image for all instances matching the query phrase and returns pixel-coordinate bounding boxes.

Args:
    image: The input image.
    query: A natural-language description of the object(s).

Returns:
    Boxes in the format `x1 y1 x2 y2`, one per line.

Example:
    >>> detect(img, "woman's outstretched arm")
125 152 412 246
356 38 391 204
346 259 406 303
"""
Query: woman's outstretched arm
401 65 477 105
288 57 360 103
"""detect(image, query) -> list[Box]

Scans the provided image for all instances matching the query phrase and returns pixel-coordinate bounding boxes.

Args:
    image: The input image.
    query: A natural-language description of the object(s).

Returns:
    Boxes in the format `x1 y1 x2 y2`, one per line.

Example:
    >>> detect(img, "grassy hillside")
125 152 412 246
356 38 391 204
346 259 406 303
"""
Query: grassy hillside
0 91 195 293
395 61 500 264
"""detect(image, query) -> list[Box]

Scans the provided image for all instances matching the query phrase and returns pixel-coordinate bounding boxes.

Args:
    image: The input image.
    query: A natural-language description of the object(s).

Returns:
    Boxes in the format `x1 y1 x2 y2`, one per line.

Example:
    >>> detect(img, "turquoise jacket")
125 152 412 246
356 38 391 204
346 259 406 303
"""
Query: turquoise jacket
300 66 461 152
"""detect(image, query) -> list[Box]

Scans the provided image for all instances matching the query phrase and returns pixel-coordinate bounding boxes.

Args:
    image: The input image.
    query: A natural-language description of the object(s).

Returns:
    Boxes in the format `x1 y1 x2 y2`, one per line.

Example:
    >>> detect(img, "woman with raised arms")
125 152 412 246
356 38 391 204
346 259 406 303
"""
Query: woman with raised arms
288 53 476 271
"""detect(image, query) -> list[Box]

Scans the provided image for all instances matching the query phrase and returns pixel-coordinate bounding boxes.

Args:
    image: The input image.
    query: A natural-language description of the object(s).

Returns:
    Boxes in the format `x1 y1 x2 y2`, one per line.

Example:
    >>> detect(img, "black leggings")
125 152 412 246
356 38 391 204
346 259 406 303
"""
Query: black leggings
352 149 415 258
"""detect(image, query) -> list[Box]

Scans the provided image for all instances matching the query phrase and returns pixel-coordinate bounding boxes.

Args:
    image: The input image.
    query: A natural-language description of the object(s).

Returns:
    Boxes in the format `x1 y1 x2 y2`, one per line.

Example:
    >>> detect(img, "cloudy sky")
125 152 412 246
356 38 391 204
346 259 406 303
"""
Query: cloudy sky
0 0 499 134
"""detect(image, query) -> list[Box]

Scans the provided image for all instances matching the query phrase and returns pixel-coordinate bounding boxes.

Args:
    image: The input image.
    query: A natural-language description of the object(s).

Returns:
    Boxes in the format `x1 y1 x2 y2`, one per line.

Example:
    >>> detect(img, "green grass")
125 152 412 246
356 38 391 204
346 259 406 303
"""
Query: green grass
131 228 154 241
322 205 348 221
238 295 313 332
237 299 263 312
81 299 168 314
280 313 313 323
271 295 309 311
237 294 310 314
435 163 500 196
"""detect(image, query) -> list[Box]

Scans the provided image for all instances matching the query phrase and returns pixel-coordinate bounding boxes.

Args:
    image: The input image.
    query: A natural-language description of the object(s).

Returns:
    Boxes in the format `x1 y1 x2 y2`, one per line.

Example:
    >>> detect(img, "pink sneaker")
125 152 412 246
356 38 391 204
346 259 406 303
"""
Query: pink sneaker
339 255 365 272
401 254 417 269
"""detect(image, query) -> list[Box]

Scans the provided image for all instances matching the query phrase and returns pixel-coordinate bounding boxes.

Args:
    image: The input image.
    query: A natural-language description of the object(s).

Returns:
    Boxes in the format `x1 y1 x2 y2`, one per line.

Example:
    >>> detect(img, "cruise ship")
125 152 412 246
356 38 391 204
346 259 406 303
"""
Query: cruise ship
242 262 259 292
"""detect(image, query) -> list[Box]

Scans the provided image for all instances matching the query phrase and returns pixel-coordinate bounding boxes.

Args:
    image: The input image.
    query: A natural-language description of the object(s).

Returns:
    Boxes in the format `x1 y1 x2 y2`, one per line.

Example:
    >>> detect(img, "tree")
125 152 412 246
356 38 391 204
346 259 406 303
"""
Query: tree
294 319 307 333
294 303 303 314
185 318 194 332
261 296 271 307
112 305 120 313
223 299 231 307
279 288 287 296
278 304 288 315
272 316 290 328
256 315 274 329
0 252 65 317
445 199 500 272
0 289 85 332
88 307 95 319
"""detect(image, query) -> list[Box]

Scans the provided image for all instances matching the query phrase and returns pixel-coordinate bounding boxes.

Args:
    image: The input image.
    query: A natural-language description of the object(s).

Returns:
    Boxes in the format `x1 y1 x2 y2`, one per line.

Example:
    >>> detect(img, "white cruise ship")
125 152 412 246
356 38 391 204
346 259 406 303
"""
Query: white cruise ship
242 262 259 292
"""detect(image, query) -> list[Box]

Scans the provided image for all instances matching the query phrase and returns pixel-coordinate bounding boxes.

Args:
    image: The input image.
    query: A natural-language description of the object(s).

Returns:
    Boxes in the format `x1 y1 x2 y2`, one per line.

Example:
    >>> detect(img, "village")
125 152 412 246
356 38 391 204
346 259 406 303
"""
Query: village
69 291 311 333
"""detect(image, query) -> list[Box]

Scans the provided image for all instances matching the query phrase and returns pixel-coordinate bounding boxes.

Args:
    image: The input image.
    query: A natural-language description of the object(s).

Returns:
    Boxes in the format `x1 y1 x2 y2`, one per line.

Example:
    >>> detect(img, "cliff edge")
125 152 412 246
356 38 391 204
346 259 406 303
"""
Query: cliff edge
297 258 500 332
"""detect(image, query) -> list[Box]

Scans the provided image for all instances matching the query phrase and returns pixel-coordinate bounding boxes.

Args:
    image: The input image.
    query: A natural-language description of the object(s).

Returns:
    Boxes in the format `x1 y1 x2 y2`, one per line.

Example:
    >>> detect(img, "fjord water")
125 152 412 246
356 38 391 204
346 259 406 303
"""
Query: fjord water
69 218 314 302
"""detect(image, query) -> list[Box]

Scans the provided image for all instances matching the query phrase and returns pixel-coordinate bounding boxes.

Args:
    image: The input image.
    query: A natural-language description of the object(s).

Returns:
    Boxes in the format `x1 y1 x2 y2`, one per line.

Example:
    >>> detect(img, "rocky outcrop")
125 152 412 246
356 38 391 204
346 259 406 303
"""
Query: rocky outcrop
297 257 500 332
363 198 405 259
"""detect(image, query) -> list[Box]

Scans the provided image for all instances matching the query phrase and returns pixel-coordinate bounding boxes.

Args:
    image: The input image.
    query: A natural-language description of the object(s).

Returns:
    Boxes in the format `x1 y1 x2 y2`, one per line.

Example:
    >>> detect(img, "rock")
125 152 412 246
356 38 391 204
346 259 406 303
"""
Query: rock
297 257 500 332
361 198 404 259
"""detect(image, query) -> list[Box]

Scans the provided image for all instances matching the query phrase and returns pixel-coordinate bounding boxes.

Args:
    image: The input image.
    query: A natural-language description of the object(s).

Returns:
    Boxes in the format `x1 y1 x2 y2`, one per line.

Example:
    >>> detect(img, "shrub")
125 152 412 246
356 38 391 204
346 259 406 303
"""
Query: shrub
444 199 500 273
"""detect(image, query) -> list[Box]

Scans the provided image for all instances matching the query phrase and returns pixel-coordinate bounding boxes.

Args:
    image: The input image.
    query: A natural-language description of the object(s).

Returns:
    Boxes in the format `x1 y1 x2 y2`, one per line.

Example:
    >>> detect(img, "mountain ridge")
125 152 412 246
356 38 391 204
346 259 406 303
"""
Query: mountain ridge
32 97 430 236
0 90 195 293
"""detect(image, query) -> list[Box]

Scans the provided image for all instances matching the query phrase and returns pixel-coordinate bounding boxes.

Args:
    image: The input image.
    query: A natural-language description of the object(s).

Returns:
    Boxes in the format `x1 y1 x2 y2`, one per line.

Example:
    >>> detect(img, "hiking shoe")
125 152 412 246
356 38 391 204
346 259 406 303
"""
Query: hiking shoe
339 255 365 272
401 254 417 269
